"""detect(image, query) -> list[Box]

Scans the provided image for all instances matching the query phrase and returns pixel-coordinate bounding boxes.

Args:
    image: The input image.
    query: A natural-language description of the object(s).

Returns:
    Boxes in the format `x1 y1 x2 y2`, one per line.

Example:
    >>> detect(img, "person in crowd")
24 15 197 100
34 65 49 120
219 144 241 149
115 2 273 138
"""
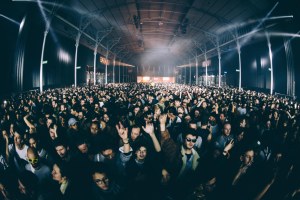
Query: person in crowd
0 83 300 200
214 122 235 150
91 163 125 200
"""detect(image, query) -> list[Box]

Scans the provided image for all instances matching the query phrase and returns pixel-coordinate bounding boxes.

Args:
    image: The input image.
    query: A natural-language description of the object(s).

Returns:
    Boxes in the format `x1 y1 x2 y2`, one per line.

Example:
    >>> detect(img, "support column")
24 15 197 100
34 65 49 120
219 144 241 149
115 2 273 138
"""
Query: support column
237 39 242 90
185 66 187 84
105 48 108 84
113 56 116 83
39 30 49 93
195 55 198 85
189 58 192 85
119 61 121 83
123 66 125 83
266 33 274 95
74 35 80 87
204 51 208 86
217 47 222 88
93 48 97 85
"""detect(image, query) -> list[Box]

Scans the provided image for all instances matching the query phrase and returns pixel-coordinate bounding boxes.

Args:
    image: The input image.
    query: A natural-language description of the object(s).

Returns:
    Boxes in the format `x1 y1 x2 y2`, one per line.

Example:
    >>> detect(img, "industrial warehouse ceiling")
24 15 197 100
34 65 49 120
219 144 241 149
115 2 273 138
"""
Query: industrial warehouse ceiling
8 0 299 68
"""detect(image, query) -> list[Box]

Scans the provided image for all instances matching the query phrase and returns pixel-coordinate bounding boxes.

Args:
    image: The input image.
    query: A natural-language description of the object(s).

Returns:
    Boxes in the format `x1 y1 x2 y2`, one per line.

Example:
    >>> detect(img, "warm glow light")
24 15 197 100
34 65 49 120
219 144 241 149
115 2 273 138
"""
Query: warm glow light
58 49 71 64
100 56 110 65
202 60 211 67
137 76 175 83
143 76 150 81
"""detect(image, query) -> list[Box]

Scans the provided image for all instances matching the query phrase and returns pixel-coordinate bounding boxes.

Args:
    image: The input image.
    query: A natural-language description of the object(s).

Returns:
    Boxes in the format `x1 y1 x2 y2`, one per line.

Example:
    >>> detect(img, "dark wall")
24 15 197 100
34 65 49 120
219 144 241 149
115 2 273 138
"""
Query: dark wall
0 0 105 95
0 0 23 96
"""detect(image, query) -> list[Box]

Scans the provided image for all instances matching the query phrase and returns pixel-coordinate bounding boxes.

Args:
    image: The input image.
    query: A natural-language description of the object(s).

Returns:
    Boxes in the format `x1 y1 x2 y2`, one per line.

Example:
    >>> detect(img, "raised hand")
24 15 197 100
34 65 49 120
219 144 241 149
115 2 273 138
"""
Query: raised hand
116 122 128 140
224 139 234 152
159 114 167 125
142 123 154 136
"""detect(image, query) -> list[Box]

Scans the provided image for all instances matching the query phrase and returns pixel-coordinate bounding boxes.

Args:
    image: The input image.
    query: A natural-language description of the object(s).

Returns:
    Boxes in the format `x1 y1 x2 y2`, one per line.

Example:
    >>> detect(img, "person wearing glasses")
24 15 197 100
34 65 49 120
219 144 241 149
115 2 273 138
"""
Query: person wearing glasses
91 163 125 200
25 147 52 184
177 129 200 180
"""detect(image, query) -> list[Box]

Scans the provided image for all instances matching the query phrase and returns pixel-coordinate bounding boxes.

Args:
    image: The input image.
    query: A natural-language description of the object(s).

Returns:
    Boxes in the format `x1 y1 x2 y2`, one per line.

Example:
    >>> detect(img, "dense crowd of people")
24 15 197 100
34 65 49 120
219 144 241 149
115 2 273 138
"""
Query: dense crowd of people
0 83 300 200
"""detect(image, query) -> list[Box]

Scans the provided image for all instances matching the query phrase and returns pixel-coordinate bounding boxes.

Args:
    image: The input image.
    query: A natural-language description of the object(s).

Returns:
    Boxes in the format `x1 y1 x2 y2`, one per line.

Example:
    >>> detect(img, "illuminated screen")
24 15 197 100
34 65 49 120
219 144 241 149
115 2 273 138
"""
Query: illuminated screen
137 76 175 83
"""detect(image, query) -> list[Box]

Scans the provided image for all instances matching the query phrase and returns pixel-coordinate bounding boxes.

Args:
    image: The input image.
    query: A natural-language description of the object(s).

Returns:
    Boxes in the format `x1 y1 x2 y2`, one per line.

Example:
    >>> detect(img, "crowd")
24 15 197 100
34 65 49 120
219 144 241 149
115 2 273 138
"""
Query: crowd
0 83 300 200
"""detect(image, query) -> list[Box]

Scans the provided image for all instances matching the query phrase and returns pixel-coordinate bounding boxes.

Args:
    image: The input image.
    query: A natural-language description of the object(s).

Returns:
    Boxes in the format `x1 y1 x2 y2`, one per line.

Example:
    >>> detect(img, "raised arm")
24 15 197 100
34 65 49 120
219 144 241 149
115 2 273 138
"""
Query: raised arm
116 122 130 153
142 123 161 152
23 114 35 132
3 131 9 161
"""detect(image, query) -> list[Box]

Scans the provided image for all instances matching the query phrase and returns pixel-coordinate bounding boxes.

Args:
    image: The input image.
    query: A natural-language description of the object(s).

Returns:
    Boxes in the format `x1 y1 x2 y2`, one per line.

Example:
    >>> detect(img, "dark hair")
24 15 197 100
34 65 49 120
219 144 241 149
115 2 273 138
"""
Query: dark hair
182 128 198 140
53 138 68 149
167 106 177 116
54 161 70 178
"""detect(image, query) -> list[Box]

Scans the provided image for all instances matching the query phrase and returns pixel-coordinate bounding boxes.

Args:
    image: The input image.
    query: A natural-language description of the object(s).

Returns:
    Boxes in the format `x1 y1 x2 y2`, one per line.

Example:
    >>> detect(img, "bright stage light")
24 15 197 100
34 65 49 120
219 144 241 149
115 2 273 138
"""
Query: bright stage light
58 49 71 64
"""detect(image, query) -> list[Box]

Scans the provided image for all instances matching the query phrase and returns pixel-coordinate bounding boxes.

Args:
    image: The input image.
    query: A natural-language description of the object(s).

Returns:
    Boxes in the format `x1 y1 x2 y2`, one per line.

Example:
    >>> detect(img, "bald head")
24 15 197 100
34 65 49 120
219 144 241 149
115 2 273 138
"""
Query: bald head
27 147 39 168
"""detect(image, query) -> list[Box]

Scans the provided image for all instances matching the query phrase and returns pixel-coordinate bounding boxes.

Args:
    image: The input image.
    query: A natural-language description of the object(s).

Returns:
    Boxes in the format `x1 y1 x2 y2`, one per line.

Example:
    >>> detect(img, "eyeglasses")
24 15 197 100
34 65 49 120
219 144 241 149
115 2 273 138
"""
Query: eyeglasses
95 177 109 185
28 158 38 164
186 138 197 143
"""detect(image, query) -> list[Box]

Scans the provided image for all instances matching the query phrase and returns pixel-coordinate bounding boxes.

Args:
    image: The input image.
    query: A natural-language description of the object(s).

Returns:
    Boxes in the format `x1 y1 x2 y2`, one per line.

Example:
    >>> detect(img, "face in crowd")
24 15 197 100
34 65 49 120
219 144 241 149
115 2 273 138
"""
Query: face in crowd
55 145 68 159
52 164 67 184
241 150 254 166
27 148 40 169
184 133 197 150
131 127 141 141
90 123 99 135
223 123 231 136
14 132 24 149
135 146 147 162
93 172 110 191
101 149 115 160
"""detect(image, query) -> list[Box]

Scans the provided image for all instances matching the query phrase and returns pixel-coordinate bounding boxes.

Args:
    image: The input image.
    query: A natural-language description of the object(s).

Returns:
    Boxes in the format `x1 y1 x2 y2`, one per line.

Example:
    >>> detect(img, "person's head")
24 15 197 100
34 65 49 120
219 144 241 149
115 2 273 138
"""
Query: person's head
27 147 40 168
52 162 68 184
130 125 141 141
46 116 55 128
239 117 247 128
177 106 184 115
90 121 99 135
13 128 24 149
75 136 89 154
78 111 84 120
194 109 200 117
167 106 177 119
49 123 58 140
101 145 116 160
202 101 207 109
103 114 110 123
174 98 181 108
135 144 147 162
91 163 110 191
53 139 69 159
240 149 254 166
222 123 231 136
60 104 66 112
219 113 226 122
68 118 78 130
182 128 198 150
133 106 140 115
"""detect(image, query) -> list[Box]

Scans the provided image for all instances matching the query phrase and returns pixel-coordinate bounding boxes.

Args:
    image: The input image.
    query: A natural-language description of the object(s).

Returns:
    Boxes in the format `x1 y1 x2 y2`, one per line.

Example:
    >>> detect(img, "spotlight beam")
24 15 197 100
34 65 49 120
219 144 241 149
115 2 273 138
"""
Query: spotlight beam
0 14 20 25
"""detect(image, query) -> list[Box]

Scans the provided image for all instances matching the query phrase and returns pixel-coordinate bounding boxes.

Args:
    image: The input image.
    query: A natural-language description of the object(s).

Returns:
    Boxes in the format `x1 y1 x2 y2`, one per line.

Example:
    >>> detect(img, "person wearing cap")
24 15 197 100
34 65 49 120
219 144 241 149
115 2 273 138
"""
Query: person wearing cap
66 118 81 150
